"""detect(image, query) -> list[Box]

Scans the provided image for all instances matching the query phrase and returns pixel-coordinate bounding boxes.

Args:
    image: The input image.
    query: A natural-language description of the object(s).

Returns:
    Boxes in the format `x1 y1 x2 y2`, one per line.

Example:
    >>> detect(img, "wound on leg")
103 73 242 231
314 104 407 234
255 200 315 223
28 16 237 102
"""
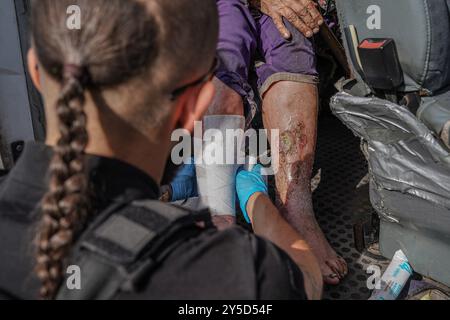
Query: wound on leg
279 122 308 164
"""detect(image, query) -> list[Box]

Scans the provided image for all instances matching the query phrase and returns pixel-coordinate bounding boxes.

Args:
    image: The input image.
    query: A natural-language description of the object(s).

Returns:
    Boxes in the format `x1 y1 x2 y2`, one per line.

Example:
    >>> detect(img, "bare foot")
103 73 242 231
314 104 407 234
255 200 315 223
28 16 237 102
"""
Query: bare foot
212 215 236 230
285 211 348 285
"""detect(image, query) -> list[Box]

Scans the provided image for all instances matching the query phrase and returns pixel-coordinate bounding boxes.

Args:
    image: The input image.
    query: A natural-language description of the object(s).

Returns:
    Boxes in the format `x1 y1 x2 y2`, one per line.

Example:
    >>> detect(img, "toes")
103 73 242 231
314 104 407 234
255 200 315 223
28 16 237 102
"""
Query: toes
320 261 341 285
337 256 348 276
323 273 340 285
325 259 340 276
326 259 345 280
321 257 348 285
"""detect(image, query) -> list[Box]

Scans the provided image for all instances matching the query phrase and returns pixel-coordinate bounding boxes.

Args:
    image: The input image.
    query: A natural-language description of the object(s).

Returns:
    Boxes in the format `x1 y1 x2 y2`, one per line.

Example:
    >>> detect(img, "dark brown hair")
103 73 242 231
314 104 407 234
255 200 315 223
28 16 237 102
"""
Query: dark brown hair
30 0 218 299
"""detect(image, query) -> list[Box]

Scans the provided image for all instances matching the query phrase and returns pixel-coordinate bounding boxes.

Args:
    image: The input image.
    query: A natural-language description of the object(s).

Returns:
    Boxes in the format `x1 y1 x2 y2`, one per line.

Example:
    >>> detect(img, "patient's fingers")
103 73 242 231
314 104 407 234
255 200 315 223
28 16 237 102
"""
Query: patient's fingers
283 0 323 34
281 6 313 38
271 12 292 39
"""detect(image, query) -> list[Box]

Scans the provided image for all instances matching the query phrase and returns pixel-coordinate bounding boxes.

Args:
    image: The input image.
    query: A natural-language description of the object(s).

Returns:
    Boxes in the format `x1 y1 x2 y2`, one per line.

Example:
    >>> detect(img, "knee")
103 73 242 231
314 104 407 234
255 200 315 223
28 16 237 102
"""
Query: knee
208 78 244 116
264 80 318 107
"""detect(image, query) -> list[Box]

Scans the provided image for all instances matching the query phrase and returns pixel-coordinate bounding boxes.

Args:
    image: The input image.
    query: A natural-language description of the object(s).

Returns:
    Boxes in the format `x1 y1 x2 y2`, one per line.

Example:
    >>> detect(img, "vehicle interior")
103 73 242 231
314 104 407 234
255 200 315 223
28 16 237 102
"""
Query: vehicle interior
0 0 449 300
328 0 450 299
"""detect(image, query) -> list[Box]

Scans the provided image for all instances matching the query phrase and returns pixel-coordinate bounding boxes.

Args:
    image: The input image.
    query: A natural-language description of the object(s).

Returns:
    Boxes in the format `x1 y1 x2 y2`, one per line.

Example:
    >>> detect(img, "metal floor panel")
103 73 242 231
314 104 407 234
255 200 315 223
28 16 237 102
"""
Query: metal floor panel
313 115 378 300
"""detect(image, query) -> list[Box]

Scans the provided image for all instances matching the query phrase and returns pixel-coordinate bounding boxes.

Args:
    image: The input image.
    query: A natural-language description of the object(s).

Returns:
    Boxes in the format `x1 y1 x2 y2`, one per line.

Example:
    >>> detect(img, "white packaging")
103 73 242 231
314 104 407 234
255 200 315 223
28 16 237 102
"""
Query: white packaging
369 250 414 300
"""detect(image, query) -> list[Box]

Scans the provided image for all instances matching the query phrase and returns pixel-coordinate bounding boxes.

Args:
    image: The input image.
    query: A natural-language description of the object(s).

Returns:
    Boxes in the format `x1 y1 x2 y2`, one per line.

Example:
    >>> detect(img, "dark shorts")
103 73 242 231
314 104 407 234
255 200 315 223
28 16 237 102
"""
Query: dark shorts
216 0 319 120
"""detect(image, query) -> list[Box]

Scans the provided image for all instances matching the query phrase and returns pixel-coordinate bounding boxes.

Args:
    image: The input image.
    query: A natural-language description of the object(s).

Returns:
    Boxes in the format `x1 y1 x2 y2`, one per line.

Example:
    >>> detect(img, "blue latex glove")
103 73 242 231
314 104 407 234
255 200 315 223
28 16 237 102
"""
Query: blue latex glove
170 160 198 201
236 164 269 224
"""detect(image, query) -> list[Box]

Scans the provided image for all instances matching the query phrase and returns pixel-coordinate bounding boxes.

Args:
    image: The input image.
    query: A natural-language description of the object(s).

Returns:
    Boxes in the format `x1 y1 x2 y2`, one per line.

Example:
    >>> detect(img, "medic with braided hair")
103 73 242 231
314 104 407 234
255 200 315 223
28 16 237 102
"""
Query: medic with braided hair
0 0 322 300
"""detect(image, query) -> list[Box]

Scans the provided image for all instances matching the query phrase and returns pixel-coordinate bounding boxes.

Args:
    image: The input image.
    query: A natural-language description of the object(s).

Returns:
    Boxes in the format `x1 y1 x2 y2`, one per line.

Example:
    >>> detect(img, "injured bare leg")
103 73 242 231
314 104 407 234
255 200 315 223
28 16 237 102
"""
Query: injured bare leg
199 78 245 230
262 81 348 285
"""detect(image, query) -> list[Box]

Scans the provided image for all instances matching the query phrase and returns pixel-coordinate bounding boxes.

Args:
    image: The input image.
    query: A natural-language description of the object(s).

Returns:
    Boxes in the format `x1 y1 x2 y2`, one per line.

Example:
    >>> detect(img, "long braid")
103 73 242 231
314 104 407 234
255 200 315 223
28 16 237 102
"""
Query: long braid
30 0 218 300
36 65 89 299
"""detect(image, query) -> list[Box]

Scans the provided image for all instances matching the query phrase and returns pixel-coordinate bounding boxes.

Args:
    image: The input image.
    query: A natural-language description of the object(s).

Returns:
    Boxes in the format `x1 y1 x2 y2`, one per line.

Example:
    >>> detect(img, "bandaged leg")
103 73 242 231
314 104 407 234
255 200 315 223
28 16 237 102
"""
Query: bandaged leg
196 115 245 217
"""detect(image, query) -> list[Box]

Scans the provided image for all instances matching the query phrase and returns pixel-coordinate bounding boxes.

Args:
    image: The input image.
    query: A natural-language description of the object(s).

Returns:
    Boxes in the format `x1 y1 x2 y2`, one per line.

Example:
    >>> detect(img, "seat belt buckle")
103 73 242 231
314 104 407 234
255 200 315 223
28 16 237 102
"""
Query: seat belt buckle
358 38 404 91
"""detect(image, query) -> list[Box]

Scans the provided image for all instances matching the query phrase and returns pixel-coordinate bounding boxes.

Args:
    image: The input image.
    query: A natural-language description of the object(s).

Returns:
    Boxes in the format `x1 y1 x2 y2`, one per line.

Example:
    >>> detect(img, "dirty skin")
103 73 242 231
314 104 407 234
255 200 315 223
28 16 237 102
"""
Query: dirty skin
278 122 311 201
275 122 348 284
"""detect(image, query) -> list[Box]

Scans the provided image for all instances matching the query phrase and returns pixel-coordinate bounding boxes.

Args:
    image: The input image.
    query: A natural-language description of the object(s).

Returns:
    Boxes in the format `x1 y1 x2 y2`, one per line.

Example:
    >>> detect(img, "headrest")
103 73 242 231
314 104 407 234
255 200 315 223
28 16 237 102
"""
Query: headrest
337 0 450 94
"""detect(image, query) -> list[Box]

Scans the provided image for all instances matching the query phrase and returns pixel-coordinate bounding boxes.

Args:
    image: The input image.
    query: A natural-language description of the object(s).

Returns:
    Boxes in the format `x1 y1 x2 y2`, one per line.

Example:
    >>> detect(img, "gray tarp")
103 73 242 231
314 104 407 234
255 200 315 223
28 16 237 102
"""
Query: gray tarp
330 92 450 215
331 93 450 285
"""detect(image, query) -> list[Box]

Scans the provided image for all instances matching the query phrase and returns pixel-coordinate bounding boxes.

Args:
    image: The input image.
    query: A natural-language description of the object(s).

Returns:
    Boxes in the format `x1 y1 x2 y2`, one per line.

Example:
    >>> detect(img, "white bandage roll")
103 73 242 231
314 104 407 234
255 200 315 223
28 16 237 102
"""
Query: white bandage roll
195 115 245 216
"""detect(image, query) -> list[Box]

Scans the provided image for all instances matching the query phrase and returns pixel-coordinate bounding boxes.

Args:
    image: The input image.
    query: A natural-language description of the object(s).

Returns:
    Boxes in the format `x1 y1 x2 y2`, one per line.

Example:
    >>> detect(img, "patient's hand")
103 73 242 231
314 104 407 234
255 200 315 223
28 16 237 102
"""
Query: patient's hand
252 0 324 39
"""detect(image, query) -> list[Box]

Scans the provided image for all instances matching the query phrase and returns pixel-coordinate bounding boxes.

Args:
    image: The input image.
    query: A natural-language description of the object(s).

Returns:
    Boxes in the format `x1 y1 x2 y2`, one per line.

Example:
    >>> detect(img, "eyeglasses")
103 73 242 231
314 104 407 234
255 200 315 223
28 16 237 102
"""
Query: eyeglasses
170 57 219 101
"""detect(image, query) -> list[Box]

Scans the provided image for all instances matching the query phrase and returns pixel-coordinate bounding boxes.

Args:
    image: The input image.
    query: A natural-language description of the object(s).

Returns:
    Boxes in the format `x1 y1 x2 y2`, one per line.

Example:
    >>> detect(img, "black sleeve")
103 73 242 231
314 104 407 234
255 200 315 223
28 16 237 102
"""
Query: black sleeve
0 171 8 194
0 172 7 184
251 235 308 300
116 227 308 300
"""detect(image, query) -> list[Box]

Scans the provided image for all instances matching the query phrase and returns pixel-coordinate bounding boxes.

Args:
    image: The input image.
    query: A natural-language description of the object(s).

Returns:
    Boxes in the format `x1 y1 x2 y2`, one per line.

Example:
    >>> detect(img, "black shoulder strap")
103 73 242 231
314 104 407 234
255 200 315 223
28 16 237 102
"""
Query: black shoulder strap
56 200 212 300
